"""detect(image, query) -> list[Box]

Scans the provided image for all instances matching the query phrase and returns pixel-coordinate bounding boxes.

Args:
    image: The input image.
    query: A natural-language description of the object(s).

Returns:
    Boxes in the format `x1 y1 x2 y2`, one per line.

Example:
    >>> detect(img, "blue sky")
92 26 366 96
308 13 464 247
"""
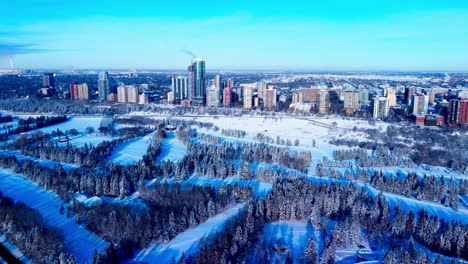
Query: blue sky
0 0 467 71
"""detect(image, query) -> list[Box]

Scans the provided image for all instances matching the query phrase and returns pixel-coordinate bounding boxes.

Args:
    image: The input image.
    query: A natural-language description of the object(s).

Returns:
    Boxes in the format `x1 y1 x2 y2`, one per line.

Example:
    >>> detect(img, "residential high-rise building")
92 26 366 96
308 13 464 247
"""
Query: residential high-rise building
215 75 222 89
257 83 267 99
359 89 370 105
70 82 79 100
243 87 252 109
459 99 468 124
190 58 206 105
425 89 438 104
292 91 303 104
411 94 429 114
172 76 190 101
301 87 319 103
117 85 128 103
207 86 219 107
223 87 232 107
343 90 360 113
318 89 329 114
215 75 224 103
167 92 175 104
127 85 138 103
404 87 417 105
264 88 277 110
448 99 460 124
78 83 90 100
139 93 149 104
43 73 55 88
70 82 90 100
98 72 110 101
385 88 397 107
224 79 234 89
117 85 138 103
373 97 389 119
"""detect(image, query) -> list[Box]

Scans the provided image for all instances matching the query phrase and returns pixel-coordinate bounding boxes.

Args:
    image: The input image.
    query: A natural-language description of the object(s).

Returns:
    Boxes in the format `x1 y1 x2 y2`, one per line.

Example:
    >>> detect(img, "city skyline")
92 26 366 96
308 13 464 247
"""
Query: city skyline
1 0 468 71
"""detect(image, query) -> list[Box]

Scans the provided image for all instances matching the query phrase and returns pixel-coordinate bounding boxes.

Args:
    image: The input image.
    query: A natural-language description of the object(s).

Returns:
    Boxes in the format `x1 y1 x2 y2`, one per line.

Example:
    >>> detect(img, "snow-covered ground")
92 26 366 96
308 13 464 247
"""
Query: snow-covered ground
0 233 31 264
110 131 156 165
32 116 104 135
149 115 387 170
133 203 245 263
157 132 187 162
59 133 116 148
0 168 108 264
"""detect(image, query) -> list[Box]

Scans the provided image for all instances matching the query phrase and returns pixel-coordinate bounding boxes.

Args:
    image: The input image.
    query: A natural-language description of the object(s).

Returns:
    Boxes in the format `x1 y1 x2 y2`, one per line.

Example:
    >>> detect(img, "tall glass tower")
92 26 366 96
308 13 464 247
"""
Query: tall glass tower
98 71 110 101
191 58 206 105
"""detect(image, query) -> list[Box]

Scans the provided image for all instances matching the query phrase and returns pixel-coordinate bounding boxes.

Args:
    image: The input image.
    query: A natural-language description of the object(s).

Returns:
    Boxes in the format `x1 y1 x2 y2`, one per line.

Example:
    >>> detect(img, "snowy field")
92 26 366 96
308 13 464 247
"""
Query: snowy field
133 203 245 263
0 168 108 264
110 131 156 165
32 116 104 135
25 116 116 147
148 115 389 169
157 131 187 162
59 134 116 148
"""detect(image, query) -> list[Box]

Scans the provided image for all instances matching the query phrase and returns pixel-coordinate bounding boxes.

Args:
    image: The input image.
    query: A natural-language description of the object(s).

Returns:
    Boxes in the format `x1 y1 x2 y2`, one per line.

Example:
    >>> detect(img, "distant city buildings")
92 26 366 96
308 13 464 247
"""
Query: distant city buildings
207 86 219 107
449 99 468 124
301 87 319 103
190 58 206 105
359 89 370 105
223 87 232 107
411 94 429 114
257 83 267 99
39 73 56 96
139 93 149 104
384 88 397 107
167 91 175 104
343 90 360 115
215 74 223 102
292 91 303 104
404 86 417 105
69 82 90 100
243 87 253 109
172 76 190 101
264 88 277 110
43 73 55 88
98 72 110 101
460 99 468 124
127 85 139 103
117 85 138 103
224 79 234 89
373 97 389 119
318 88 329 114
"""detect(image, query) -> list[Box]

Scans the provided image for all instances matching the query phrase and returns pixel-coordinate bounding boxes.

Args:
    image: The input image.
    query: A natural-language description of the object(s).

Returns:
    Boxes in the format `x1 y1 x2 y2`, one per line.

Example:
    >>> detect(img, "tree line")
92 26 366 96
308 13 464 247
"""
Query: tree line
0 191 77 264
